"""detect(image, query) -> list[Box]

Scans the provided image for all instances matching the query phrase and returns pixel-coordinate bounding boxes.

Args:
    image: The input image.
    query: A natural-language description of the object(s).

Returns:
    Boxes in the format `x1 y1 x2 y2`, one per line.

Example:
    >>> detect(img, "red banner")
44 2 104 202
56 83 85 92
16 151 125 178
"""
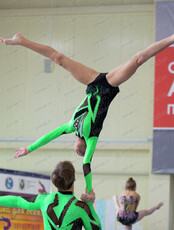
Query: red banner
154 46 174 128
153 1 174 174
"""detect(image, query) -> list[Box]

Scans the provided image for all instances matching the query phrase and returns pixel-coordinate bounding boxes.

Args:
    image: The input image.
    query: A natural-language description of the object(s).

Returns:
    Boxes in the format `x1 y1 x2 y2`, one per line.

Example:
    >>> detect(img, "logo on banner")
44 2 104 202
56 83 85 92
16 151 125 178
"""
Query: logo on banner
0 216 11 230
19 179 25 190
38 181 47 194
5 177 13 189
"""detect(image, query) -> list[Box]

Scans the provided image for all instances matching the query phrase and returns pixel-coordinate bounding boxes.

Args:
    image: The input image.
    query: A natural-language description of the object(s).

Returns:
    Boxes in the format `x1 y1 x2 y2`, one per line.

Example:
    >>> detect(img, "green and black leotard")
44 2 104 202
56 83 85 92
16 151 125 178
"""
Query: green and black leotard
28 73 120 192
0 191 101 229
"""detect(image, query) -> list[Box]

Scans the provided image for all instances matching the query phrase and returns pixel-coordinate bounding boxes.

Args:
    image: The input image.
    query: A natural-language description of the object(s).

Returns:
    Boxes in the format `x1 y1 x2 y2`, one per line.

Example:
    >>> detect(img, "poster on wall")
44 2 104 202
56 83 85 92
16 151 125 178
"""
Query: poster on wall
152 2 174 173
0 168 50 229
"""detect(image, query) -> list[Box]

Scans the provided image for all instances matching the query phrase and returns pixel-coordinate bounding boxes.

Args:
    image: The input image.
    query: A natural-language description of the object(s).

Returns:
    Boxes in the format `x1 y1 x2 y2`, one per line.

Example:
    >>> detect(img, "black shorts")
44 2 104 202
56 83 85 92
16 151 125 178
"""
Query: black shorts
86 72 119 94
117 212 139 226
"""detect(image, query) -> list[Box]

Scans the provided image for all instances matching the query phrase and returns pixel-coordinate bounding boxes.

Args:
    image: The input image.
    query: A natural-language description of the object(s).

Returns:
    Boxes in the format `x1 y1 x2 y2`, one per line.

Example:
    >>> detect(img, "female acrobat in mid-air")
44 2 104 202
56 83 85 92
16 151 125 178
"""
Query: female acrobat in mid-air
113 177 163 230
0 33 173 194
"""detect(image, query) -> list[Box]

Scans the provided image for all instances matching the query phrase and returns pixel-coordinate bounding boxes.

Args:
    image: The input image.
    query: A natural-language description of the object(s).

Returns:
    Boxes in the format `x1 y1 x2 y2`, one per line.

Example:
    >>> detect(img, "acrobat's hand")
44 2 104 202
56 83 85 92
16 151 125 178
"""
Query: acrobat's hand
14 147 30 158
81 189 95 203
0 33 24 45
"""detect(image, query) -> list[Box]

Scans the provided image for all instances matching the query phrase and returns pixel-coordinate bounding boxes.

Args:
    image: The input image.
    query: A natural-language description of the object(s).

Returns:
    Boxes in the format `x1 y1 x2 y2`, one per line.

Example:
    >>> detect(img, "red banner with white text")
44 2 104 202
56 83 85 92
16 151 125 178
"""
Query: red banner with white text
152 1 174 174
154 47 174 128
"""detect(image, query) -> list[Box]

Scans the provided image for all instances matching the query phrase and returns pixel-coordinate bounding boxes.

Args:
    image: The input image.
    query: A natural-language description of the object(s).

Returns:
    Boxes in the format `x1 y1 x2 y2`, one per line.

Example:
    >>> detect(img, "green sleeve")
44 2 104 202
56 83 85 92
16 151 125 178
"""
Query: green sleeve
83 137 98 193
0 194 44 210
28 121 75 152
82 202 101 230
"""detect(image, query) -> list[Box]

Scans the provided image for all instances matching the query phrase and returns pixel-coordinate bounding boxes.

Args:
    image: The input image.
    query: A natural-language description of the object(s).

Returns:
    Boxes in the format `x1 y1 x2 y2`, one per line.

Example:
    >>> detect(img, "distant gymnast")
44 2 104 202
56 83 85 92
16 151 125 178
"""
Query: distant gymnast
113 178 163 230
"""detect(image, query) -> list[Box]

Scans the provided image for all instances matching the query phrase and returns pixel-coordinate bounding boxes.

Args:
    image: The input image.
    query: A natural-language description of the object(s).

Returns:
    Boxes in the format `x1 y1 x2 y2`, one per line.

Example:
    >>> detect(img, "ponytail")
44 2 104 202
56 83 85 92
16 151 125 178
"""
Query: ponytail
125 177 136 191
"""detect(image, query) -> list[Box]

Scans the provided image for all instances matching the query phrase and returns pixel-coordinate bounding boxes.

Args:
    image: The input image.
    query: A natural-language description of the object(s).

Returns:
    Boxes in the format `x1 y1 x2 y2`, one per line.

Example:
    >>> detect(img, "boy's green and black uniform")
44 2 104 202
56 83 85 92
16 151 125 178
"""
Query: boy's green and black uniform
0 191 101 229
28 73 120 192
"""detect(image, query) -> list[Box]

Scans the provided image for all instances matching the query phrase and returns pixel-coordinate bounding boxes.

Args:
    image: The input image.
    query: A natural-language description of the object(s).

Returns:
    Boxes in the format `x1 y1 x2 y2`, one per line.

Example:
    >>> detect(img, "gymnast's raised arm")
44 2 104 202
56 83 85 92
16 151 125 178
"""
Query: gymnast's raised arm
14 121 75 158
0 194 43 210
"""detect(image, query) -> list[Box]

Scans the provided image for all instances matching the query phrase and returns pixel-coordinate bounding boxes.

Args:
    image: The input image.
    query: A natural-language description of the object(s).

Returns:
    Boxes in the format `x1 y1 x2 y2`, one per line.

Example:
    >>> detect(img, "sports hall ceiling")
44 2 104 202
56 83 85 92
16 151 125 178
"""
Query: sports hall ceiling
0 0 157 9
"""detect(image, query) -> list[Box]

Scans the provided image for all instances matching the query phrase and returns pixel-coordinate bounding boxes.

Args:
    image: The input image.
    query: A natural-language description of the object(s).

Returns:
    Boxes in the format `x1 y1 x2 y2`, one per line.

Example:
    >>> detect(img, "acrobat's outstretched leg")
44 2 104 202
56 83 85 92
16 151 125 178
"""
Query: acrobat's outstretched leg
0 33 99 85
106 34 174 87
136 202 164 222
